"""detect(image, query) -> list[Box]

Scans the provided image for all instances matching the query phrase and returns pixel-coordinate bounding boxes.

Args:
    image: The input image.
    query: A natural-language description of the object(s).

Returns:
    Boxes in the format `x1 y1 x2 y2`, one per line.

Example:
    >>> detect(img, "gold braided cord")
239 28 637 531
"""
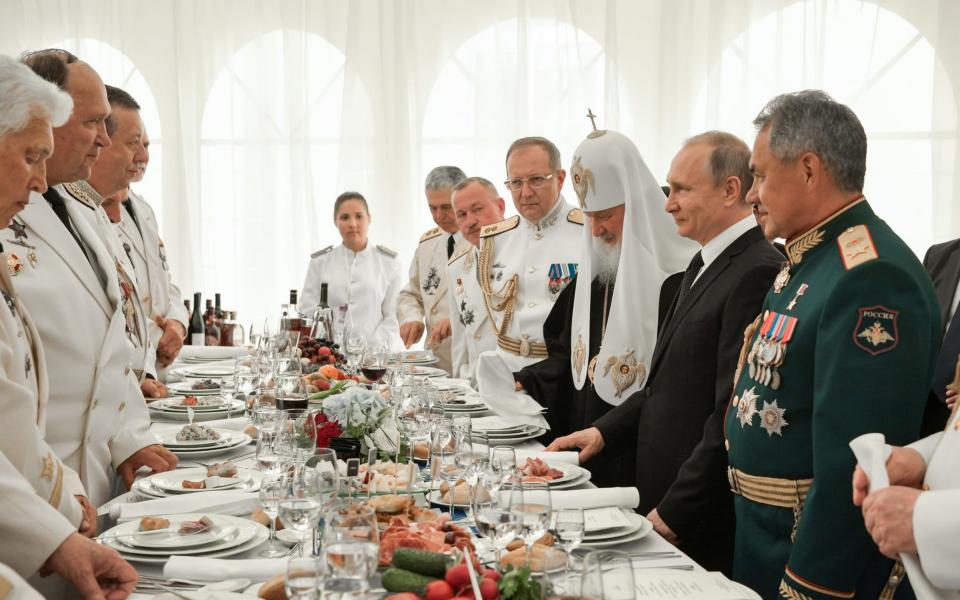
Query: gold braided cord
477 237 518 337
878 560 905 600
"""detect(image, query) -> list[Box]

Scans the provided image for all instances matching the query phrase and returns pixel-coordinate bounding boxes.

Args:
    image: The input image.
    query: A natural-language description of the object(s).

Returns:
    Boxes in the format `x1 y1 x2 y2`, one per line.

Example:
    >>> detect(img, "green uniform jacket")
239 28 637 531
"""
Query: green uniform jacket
724 199 940 599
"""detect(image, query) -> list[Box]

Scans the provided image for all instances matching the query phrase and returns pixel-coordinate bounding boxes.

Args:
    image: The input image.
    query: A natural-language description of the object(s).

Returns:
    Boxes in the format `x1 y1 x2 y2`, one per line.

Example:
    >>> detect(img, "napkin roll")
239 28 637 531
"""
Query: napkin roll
498 487 639 510
515 450 580 466
476 352 550 429
110 490 259 521
164 555 286 582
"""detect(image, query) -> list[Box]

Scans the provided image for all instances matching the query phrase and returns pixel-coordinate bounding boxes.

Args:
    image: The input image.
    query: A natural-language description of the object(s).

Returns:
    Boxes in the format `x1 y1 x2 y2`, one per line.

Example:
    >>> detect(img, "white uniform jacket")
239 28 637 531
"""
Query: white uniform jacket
2 191 158 507
117 191 188 371
299 243 404 350
396 227 469 374
906 408 960 596
61 182 154 379
447 245 497 380
0 561 45 599
0 450 74 579
477 197 583 372
0 248 85 530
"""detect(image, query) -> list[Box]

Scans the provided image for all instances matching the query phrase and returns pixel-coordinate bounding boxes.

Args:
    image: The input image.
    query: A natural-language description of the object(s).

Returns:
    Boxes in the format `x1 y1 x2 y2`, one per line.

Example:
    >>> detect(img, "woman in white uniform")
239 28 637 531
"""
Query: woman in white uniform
299 192 404 350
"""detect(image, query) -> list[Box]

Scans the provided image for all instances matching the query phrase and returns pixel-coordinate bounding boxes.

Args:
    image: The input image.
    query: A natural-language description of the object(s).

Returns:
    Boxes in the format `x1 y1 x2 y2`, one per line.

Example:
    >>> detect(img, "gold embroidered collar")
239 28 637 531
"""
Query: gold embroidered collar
784 197 865 265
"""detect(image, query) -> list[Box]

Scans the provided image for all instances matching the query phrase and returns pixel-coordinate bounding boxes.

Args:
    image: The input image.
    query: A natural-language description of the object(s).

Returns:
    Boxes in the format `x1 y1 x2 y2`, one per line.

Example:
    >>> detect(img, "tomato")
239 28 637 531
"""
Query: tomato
479 578 499 600
445 564 471 589
425 580 454 600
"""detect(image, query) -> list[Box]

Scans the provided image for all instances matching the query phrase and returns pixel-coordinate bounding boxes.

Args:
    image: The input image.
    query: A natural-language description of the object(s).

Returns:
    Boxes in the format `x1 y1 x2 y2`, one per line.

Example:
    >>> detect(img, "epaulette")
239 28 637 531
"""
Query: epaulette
567 208 584 225
61 182 99 210
419 227 442 243
448 246 472 266
310 245 333 259
837 224 879 270
376 244 398 258
480 215 520 238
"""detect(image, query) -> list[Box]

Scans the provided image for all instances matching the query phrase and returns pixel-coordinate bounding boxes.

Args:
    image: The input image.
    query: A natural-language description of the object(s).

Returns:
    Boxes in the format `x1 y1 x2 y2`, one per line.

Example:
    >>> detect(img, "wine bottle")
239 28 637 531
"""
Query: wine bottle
204 300 220 346
319 283 329 310
214 292 223 320
188 292 205 346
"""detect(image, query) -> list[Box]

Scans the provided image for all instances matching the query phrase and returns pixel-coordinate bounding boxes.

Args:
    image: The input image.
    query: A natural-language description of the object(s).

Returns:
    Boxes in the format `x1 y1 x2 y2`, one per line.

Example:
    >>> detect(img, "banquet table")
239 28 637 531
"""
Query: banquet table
110 355 703 597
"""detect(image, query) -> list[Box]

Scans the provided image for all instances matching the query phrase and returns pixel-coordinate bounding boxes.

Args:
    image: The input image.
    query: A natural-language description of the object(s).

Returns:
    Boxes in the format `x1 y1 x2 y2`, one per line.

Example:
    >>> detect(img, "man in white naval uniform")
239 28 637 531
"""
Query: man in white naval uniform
397 166 470 375
13 49 174 507
446 177 506 380
476 136 583 372
854 400 960 597
0 53 138 598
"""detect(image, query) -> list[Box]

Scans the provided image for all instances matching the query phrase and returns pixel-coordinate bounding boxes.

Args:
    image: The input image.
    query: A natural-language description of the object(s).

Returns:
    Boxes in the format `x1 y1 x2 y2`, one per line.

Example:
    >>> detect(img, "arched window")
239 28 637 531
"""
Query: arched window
421 18 606 230
200 29 374 321
692 0 957 254
56 38 164 228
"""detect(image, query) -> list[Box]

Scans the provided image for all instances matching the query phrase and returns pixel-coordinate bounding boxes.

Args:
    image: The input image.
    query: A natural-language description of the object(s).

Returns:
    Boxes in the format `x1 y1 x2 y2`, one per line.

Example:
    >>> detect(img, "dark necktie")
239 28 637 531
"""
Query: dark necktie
674 251 704 311
447 235 455 259
931 306 960 401
43 188 109 291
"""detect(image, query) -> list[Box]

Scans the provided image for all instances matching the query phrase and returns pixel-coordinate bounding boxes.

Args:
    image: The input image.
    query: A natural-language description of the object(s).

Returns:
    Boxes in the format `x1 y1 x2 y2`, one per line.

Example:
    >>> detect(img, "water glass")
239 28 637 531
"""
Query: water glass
258 477 286 558
256 429 284 477
510 481 552 552
285 556 320 600
581 550 635 600
323 501 379 574
279 471 324 557
320 540 371 599
491 446 517 475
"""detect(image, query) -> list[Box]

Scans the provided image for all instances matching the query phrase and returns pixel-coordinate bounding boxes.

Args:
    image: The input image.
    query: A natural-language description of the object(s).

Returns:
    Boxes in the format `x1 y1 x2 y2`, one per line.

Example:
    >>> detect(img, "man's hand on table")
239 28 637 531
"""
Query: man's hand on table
545 427 604 463
400 321 425 348
427 319 452 348
75 495 98 537
647 508 679 545
40 533 138 600
117 444 178 489
139 377 168 399
154 316 185 368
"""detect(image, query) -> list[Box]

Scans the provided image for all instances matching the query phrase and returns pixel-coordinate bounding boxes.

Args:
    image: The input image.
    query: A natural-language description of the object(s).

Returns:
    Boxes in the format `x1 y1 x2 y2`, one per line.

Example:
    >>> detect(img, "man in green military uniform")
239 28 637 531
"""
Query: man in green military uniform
726 90 940 599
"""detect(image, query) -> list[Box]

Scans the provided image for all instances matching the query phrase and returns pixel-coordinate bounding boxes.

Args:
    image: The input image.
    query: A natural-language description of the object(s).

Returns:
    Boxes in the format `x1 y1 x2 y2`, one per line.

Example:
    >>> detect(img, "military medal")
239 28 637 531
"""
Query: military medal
759 399 788 436
736 386 760 427
749 311 797 389
6 253 23 276
773 263 791 293
455 277 464 296
573 334 586 380
602 349 643 398
787 283 808 310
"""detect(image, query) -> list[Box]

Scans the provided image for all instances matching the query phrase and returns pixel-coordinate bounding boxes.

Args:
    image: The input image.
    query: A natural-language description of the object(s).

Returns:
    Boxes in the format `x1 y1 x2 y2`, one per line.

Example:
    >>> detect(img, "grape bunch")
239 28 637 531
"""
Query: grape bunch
298 336 344 373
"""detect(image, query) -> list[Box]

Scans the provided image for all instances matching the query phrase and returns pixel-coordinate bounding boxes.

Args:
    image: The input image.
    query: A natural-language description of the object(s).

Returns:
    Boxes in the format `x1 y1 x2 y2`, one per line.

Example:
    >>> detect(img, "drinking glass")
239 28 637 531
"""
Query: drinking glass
281 409 318 468
344 330 366 375
490 446 517 475
279 470 324 557
581 550 636 600
235 372 259 412
473 481 520 563
285 556 320 600
323 501 379 574
307 448 340 556
253 405 283 433
395 392 425 463
258 477 287 557
554 508 585 587
256 429 284 477
510 480 552 557
320 539 371 598
359 343 389 385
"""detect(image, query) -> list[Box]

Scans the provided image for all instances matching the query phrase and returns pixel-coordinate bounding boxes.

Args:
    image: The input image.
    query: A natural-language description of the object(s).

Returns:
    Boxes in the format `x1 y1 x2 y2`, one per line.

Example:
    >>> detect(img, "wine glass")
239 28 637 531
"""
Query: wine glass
278 470 324 557
306 448 339 555
554 508 585 588
431 424 467 516
323 500 379 574
581 550 636 600
235 371 259 412
281 409 318 469
252 405 282 433
395 391 425 463
359 343 388 385
510 480 552 560
257 477 287 558
285 556 321 600
345 332 367 375
256 429 284 477
473 480 520 564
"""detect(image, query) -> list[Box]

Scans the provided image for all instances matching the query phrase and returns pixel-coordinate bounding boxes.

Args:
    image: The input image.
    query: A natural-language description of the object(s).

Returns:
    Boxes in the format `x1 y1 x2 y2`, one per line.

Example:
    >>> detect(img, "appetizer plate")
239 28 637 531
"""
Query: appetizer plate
520 461 588 486
401 351 439 365
106 520 268 562
168 381 224 395
177 365 236 378
105 514 250 551
580 512 653 548
425 489 478 509
153 398 233 412
148 467 256 494
133 473 262 499
158 428 238 447
547 471 592 490
405 365 448 377
168 434 251 458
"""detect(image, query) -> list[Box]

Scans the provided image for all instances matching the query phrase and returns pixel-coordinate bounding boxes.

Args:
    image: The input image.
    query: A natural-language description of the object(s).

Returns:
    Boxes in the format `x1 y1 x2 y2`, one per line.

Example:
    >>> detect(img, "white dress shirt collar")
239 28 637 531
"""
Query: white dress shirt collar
695 214 757 283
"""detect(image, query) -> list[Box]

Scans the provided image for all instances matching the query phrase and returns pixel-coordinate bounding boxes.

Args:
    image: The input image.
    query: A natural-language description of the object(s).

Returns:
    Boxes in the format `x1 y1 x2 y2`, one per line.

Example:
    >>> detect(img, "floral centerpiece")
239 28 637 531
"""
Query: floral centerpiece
314 386 400 455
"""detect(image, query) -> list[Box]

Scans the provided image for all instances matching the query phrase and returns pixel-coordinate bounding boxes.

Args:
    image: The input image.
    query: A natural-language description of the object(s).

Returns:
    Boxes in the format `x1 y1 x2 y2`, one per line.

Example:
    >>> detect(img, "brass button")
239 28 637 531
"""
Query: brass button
119 401 126 411
528 302 536 308
124 366 130 375
528 266 536 273
431 307 437 315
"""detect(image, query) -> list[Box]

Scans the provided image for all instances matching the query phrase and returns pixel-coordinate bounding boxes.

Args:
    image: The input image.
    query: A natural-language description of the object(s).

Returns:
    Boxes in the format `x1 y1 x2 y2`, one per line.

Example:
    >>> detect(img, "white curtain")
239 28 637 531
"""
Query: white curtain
1 0 957 324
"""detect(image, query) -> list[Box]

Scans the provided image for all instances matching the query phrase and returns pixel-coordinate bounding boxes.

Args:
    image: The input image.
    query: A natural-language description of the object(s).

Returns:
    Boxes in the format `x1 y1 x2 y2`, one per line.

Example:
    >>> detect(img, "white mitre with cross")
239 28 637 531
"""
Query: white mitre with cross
569 122 697 405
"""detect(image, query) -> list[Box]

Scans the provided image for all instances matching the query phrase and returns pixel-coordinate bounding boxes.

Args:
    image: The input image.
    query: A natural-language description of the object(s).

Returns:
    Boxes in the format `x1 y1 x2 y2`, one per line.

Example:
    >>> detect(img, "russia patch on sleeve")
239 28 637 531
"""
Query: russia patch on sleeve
853 305 899 355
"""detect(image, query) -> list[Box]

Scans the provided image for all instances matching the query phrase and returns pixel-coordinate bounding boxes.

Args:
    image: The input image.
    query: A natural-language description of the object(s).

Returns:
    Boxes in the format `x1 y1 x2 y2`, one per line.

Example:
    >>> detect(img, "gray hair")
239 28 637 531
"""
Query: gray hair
0 54 73 139
424 166 466 192
506 136 562 171
451 176 499 200
753 90 866 193
685 130 753 202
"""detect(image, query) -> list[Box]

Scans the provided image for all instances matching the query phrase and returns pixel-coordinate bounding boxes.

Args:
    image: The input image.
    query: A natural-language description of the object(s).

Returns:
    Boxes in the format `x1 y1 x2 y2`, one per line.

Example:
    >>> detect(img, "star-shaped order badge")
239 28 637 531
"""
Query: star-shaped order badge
736 386 760 427
759 399 788 436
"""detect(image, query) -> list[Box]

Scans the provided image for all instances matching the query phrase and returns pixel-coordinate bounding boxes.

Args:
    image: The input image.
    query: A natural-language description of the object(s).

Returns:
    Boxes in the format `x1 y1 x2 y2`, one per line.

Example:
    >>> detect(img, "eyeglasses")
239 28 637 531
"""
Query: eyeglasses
503 172 557 191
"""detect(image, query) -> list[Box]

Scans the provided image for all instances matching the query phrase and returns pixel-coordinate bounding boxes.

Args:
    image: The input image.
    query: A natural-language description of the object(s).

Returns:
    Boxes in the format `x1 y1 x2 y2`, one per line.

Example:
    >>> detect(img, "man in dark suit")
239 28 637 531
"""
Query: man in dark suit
548 131 782 573
924 237 960 417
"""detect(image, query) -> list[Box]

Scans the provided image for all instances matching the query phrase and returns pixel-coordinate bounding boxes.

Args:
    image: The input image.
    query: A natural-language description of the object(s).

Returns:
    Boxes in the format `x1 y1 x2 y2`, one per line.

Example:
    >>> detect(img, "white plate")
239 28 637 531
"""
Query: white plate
159 428 236 447
405 366 448 377
103 513 251 551
149 400 246 422
425 489 472 509
548 471 592 490
169 435 252 458
178 365 236 378
134 472 262 498
470 427 546 445
169 381 224 394
154 398 232 412
580 513 652 547
517 461 588 486
148 467 255 493
111 523 268 563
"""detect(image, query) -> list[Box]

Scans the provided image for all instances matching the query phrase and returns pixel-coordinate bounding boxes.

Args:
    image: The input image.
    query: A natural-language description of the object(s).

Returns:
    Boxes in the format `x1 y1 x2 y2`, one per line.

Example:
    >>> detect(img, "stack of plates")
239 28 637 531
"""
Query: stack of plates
149 398 246 422
167 380 226 396
406 365 448 378
159 428 252 458
439 395 489 416
581 509 653 548
134 467 264 498
529 462 592 489
401 351 439 366
174 364 236 379
98 513 268 564
470 417 546 444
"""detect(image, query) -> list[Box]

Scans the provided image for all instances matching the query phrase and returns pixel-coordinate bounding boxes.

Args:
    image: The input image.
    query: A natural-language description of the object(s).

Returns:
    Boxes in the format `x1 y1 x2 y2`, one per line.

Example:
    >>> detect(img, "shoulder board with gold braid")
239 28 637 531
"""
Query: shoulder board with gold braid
480 215 520 238
310 245 333 259
376 244 398 258
61 182 100 211
419 227 442 244
837 224 879 271
448 245 472 266
567 208 584 225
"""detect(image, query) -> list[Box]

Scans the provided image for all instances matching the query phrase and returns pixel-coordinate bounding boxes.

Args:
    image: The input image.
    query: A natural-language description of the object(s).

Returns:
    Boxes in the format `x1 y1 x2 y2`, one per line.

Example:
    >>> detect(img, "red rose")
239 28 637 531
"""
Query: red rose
314 412 343 448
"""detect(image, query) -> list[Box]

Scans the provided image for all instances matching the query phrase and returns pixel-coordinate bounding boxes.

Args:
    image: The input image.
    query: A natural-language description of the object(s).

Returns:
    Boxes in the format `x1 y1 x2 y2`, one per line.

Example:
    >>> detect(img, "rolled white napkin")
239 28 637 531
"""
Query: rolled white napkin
498 487 639 510
476 352 549 429
178 346 249 360
849 433 943 600
110 490 259 521
515 450 580 465
164 555 286 582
